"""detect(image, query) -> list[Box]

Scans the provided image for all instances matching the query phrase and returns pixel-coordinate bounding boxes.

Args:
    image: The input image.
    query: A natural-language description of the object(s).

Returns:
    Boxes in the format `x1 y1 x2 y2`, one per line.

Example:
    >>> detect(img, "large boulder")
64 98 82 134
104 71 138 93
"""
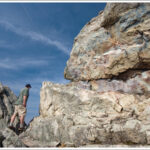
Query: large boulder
21 3 150 147
2 128 26 147
0 83 18 125
20 81 150 147
64 3 150 81
0 83 20 147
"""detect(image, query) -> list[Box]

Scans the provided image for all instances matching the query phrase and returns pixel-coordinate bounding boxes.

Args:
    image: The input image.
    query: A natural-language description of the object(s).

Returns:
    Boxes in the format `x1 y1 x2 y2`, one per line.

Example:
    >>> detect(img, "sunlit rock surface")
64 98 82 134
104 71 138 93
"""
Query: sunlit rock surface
64 3 150 81
21 3 150 147
21 81 150 147
2 128 25 147
0 83 21 147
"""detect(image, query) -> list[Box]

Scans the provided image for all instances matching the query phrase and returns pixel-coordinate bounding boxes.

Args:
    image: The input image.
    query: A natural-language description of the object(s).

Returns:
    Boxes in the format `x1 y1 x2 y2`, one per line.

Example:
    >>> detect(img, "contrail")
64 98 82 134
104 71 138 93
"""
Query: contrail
0 20 70 55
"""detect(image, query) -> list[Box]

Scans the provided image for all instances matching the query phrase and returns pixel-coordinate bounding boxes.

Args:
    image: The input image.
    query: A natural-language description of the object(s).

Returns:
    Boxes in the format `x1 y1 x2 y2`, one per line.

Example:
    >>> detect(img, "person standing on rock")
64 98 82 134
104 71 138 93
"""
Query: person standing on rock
9 84 31 130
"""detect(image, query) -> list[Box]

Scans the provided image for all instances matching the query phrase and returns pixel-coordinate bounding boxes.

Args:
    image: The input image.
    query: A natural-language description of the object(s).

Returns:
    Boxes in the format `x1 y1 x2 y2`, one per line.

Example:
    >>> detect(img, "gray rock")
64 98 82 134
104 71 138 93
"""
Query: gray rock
0 83 4 94
64 3 150 81
2 128 26 147
0 83 19 126
0 132 4 147
21 81 150 147
101 3 140 27
0 83 20 147
19 3 150 148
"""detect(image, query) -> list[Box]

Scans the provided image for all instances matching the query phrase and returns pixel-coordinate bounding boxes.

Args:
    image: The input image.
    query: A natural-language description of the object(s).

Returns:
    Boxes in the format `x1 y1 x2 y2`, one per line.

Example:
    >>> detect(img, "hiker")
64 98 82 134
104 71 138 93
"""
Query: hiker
9 84 31 130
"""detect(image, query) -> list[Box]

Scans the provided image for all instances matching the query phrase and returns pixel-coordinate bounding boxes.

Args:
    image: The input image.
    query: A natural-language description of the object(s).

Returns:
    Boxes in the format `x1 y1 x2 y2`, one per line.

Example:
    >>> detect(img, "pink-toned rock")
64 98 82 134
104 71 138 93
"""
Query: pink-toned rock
90 70 150 95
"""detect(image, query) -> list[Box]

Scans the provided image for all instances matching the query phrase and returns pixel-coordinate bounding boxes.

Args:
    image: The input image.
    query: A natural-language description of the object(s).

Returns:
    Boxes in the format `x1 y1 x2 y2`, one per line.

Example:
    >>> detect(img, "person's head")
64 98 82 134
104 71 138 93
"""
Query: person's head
25 84 32 89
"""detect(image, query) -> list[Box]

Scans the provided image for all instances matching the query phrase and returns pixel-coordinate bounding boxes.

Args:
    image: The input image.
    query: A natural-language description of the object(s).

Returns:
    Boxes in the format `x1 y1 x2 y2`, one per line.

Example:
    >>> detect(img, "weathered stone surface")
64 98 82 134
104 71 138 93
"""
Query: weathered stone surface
0 132 4 147
21 81 150 147
0 83 18 126
2 128 26 147
89 70 150 95
67 70 150 96
101 3 140 28
20 3 150 148
64 3 150 81
0 83 20 147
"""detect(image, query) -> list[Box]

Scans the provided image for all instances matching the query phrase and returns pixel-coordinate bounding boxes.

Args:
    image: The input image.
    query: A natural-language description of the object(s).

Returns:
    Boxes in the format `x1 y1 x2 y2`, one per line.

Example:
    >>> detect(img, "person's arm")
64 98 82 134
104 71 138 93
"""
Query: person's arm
23 96 28 107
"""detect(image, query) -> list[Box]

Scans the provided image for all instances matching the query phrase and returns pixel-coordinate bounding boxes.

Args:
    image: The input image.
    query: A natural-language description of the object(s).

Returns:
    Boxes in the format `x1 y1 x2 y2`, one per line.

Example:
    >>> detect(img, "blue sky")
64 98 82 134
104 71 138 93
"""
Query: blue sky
0 3 106 123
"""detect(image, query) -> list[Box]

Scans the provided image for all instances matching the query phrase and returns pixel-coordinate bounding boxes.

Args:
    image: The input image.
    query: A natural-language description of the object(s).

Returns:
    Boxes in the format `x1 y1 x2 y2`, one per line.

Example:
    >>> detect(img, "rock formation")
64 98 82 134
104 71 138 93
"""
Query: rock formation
21 3 150 147
64 3 150 81
0 83 25 147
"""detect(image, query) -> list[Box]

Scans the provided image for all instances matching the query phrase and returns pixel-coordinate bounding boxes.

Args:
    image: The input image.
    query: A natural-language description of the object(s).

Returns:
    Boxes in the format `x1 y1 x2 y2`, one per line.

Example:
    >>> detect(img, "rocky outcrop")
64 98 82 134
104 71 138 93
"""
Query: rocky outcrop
0 83 18 126
64 3 150 81
21 81 150 147
0 83 23 147
2 128 25 147
21 3 150 147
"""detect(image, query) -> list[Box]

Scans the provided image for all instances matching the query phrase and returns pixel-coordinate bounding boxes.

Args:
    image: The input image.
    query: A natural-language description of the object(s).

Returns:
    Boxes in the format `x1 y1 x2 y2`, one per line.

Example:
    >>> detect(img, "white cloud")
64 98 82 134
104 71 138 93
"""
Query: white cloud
0 40 15 49
0 63 14 69
0 57 50 70
0 20 70 55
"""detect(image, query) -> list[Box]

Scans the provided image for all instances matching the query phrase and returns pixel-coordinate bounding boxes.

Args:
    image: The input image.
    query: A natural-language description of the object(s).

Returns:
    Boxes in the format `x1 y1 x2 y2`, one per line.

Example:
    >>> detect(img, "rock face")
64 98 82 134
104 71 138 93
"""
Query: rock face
0 83 18 126
0 83 23 147
22 81 150 147
21 3 150 147
64 3 150 81
2 128 25 147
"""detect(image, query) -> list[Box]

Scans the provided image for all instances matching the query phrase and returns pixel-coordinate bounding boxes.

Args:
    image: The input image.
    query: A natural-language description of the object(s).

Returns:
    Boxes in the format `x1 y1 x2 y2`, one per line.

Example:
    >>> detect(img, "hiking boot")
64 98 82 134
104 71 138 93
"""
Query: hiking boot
8 125 14 130
18 127 24 131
